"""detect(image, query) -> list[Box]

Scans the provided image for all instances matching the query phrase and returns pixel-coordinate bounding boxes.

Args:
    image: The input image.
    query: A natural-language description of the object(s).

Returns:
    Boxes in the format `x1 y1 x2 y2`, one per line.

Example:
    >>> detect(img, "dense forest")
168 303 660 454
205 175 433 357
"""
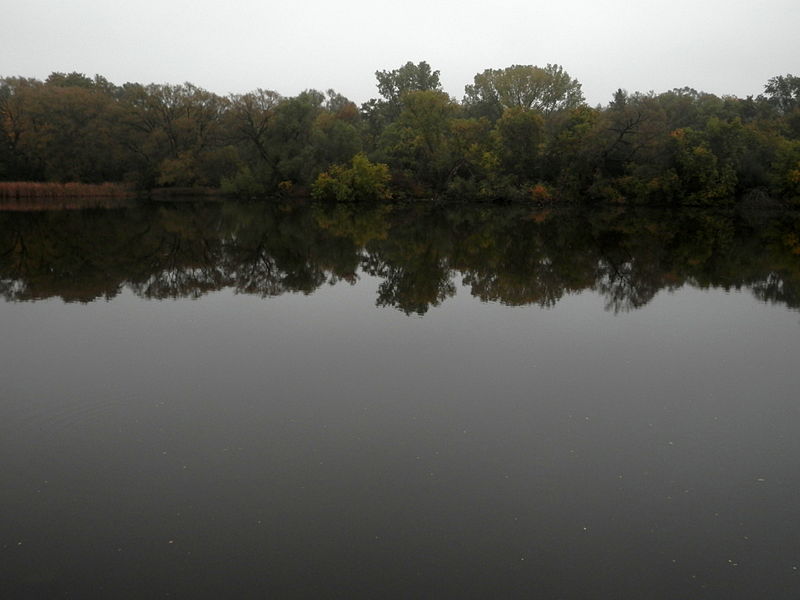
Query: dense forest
1 62 799 204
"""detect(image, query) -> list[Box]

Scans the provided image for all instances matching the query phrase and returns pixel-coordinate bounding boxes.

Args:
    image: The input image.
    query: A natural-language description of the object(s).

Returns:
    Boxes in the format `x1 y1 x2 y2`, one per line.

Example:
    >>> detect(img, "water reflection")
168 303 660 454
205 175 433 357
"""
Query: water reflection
1 200 799 313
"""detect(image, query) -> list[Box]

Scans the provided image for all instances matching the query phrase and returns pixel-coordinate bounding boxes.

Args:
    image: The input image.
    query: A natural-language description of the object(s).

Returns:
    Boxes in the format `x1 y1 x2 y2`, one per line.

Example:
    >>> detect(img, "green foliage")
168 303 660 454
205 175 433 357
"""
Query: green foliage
220 165 267 197
763 74 800 114
10 84 125 182
264 90 325 188
225 89 282 162
441 117 495 198
668 128 737 204
492 107 544 183
360 61 443 150
312 110 361 166
542 106 604 197
464 64 585 121
3 66 800 204
375 61 441 107
312 153 391 202
769 139 800 203
376 90 460 194
45 72 97 89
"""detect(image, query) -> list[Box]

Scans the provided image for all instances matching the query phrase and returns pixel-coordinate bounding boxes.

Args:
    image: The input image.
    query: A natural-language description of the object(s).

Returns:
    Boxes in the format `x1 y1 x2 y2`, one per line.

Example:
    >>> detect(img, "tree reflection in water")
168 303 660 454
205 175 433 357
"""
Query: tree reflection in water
1 200 799 314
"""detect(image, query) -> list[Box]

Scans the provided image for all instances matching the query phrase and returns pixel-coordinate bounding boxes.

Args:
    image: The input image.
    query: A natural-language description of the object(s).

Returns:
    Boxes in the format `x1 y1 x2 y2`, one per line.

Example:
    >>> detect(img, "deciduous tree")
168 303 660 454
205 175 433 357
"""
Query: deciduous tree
464 64 584 121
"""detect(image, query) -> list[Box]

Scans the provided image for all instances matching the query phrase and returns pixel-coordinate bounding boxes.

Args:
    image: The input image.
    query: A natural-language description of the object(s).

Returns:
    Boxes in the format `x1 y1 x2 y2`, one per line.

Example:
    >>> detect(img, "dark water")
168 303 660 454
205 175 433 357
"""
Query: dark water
1 200 800 598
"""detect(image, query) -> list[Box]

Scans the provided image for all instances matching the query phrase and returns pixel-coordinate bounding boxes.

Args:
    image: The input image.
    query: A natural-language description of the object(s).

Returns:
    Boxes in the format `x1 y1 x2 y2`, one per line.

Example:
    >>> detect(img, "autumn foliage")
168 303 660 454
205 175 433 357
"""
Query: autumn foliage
1 67 799 203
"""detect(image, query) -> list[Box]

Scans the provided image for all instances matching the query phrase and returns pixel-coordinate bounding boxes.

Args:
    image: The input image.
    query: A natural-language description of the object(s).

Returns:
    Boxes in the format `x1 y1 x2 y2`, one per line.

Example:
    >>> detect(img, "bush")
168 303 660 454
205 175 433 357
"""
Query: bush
530 183 553 202
220 166 267 197
312 153 392 202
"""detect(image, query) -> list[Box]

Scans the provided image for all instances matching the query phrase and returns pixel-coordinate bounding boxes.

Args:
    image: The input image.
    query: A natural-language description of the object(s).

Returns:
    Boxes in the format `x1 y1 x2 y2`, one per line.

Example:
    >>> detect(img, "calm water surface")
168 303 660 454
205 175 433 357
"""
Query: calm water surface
1 201 800 598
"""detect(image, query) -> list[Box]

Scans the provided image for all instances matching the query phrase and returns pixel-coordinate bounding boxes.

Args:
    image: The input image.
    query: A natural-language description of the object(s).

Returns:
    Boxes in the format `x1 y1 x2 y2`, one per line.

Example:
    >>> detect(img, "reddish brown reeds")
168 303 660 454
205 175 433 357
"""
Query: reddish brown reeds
0 181 134 200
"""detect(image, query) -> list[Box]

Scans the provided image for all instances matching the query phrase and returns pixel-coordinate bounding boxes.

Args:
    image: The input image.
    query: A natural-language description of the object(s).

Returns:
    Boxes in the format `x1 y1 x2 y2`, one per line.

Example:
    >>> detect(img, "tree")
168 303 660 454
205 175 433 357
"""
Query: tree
312 90 362 166
0 77 43 180
442 116 493 197
362 61 443 143
464 64 584 121
541 106 603 196
376 90 459 193
264 90 325 187
12 84 125 182
669 127 738 204
117 82 231 187
599 91 670 180
492 107 544 183
226 89 282 162
763 74 800 115
45 71 95 89
375 61 441 107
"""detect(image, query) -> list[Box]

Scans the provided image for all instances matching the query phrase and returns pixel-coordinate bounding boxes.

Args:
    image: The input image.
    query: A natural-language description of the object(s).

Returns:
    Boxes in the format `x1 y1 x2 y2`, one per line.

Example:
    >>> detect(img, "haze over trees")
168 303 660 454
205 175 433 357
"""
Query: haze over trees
1 62 799 205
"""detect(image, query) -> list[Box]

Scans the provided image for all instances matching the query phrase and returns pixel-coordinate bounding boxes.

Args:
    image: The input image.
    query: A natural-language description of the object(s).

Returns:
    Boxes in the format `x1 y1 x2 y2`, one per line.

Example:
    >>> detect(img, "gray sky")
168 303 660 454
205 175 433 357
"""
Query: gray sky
2 0 798 105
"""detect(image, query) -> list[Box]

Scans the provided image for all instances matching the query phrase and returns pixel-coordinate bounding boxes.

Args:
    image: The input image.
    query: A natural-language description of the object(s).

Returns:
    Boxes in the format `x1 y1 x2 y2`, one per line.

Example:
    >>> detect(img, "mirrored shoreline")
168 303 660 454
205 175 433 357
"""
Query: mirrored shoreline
1 199 799 314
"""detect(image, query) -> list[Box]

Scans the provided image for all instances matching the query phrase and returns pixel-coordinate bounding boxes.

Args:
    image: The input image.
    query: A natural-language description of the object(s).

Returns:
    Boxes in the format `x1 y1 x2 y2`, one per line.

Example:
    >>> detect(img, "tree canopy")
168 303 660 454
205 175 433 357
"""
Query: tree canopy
375 61 442 106
763 74 800 114
464 64 585 120
1 65 799 205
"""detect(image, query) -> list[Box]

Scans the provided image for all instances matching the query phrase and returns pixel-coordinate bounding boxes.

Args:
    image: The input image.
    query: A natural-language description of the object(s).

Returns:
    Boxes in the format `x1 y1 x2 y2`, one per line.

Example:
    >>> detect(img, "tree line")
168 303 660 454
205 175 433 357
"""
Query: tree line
1 63 799 204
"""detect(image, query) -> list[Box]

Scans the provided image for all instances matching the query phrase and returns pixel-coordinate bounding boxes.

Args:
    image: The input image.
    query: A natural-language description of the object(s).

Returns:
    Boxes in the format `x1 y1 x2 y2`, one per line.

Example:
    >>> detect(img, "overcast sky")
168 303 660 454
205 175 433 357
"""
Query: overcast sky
2 0 798 106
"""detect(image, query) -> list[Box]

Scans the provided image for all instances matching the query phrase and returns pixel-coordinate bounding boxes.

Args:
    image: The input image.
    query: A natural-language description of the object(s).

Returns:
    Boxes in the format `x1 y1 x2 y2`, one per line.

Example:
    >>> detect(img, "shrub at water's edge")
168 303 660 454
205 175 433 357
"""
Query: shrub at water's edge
312 154 392 202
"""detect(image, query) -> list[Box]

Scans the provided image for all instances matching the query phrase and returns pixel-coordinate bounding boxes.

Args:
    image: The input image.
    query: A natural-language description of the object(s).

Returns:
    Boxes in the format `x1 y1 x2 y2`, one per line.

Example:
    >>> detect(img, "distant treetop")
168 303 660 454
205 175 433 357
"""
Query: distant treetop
464 64 584 120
